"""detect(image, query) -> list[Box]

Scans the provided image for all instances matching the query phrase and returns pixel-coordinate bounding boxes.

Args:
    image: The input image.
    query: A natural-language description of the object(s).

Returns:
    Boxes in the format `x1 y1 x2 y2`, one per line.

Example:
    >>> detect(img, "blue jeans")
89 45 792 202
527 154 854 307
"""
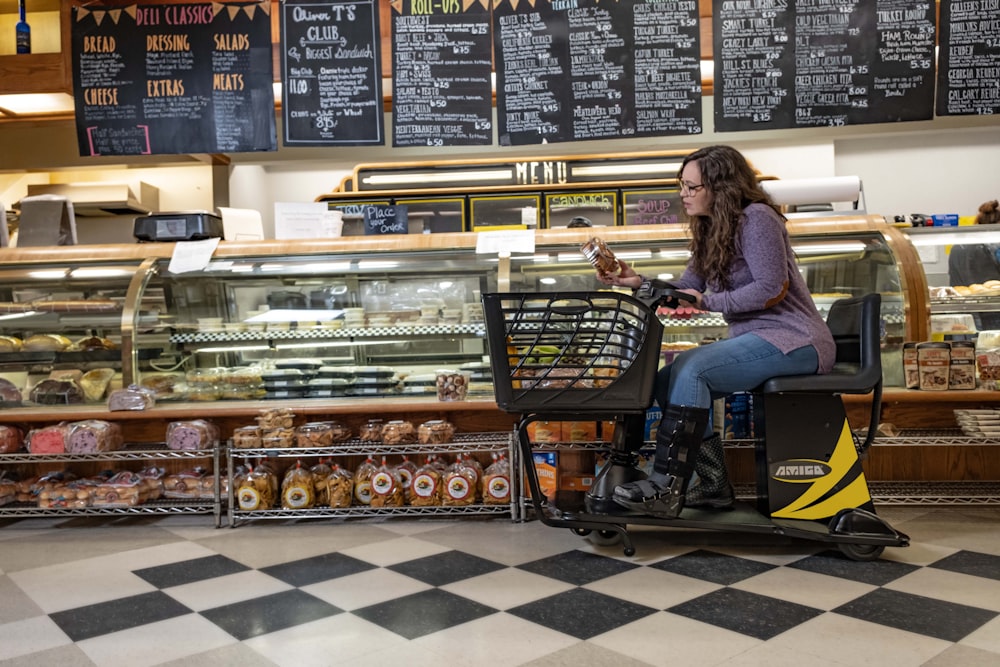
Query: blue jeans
653 333 820 437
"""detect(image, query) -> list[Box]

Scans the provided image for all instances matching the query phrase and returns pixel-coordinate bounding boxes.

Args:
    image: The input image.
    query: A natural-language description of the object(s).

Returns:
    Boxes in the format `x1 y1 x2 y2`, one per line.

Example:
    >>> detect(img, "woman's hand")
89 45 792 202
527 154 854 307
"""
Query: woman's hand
596 259 643 289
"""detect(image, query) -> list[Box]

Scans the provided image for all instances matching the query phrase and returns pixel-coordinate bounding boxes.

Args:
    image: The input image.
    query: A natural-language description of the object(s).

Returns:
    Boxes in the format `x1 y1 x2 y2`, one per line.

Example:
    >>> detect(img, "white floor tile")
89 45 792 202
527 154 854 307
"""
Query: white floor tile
519 641 655 667
338 535 450 566
722 642 851 667
77 613 235 667
590 611 762 666
582 566 721 610
243 613 407 666
164 570 294 612
301 568 432 610
886 567 1000 612
765 612 951 666
960 615 1000 654
732 565 878 610
413 612 579 666
10 560 157 614
0 615 72 661
440 566 576 609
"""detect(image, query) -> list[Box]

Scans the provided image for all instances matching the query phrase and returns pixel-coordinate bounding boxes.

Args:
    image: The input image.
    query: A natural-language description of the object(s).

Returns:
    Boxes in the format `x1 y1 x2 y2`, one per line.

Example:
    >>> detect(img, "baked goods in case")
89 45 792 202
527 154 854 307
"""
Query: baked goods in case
139 373 185 400
107 384 156 411
74 335 117 351
166 419 219 451
30 378 84 405
0 377 23 405
67 420 123 453
22 333 72 352
0 335 22 352
80 368 115 402
25 423 71 454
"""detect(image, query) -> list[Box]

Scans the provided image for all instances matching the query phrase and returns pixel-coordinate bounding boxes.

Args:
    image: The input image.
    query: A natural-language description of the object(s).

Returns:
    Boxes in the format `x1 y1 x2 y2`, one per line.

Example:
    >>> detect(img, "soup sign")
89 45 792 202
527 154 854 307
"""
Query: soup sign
364 205 408 235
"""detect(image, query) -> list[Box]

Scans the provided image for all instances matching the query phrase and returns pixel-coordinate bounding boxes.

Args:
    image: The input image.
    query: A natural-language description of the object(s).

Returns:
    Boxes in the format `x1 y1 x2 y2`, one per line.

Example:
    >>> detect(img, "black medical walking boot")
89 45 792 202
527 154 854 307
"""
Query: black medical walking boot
684 433 735 510
585 415 648 514
612 404 710 518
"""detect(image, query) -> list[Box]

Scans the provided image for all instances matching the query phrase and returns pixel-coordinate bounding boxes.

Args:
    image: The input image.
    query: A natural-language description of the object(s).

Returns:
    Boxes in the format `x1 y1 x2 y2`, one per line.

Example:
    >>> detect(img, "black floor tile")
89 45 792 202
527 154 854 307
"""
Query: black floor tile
650 549 775 585
787 550 919 586
260 552 375 587
668 588 823 640
929 550 1000 581
200 589 342 640
352 588 497 640
834 588 998 642
388 550 506 587
508 587 656 640
516 550 639 586
134 555 251 589
49 591 192 642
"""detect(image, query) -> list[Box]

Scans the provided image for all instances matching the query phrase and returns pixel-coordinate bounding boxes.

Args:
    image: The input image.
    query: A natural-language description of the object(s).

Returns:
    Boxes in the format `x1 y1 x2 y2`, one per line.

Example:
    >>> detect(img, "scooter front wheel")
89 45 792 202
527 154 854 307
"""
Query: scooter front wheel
588 529 623 547
838 542 885 562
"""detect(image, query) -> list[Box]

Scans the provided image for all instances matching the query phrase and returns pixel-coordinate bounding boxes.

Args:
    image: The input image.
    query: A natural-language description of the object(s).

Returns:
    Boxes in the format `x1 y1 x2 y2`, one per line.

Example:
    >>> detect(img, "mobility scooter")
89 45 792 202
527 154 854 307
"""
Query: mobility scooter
483 281 909 561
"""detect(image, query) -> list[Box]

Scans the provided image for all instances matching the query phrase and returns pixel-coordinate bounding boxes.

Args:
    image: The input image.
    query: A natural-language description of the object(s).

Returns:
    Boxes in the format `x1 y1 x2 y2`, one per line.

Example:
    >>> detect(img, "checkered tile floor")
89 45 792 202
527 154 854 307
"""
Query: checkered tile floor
1 507 999 666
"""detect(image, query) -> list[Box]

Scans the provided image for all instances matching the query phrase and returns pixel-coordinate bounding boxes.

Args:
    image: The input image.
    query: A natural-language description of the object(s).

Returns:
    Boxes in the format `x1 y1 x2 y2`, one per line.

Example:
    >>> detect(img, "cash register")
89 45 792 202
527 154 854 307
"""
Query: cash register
133 211 223 242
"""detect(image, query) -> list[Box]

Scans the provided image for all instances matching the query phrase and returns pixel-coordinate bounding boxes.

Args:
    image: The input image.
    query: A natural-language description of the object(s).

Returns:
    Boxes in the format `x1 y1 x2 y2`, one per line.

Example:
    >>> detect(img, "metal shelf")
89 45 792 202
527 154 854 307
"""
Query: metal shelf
0 443 217 464
228 432 512 458
231 503 512 524
0 498 218 517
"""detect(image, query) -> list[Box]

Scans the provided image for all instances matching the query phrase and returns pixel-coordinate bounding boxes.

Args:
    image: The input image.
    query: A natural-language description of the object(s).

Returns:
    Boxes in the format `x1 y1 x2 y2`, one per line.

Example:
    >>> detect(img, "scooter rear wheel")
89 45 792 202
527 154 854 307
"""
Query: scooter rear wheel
838 542 885 562
588 529 623 547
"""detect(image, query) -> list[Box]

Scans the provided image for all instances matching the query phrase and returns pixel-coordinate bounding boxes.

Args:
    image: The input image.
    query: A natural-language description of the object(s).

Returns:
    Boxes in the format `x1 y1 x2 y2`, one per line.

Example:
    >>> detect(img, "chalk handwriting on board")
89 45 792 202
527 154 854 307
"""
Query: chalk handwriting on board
364 205 408 235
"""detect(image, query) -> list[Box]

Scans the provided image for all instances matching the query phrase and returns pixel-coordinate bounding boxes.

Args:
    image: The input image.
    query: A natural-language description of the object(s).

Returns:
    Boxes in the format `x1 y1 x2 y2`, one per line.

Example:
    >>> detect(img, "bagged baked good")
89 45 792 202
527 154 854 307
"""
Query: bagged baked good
38 481 94 509
0 424 24 453
139 373 185 400
166 419 219 451
67 420 123 453
396 456 417 497
80 368 115 402
369 457 404 507
418 420 455 444
0 473 16 506
30 378 84 405
281 461 316 509
236 466 277 510
353 455 377 506
482 454 512 505
442 456 478 506
326 464 354 508
93 471 147 507
580 236 619 274
25 423 71 454
0 377 22 405
162 467 209 499
22 333 72 352
138 466 165 500
107 384 156 411
408 458 442 506
310 460 333 505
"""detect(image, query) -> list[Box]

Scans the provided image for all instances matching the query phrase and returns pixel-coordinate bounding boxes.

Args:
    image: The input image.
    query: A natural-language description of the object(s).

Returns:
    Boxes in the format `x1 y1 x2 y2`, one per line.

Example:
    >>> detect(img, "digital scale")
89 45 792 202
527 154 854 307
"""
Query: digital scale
133 211 223 242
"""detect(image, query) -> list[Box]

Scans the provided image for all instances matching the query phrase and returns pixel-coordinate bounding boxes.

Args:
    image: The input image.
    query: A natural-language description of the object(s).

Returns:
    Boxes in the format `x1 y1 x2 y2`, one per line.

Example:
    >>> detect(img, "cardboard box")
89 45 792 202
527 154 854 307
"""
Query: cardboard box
527 421 562 443
531 452 558 500
560 473 595 492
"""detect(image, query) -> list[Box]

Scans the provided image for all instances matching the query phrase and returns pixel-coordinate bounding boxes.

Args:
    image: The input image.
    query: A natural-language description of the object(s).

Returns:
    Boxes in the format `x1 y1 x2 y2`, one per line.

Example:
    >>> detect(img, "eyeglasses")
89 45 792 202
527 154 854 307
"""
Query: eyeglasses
679 181 705 195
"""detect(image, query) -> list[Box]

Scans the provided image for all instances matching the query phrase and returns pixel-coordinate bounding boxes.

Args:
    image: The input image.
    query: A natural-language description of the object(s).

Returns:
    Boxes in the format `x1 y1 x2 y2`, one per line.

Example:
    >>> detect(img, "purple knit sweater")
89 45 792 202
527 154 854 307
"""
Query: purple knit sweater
673 203 837 373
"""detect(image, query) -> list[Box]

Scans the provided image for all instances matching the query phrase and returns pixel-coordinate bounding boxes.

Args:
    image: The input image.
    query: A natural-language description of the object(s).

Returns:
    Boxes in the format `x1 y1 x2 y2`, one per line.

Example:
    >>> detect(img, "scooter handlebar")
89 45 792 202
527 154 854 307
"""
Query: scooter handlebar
635 278 697 310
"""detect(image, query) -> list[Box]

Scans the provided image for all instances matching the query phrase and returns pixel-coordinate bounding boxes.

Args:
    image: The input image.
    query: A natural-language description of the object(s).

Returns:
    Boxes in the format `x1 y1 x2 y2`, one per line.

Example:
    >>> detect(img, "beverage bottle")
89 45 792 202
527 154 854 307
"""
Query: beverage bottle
16 0 31 54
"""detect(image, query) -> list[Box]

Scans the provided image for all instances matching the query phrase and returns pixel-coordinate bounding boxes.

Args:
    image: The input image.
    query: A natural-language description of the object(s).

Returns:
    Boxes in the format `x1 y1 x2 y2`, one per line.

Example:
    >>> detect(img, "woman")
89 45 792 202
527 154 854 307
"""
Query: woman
597 145 836 517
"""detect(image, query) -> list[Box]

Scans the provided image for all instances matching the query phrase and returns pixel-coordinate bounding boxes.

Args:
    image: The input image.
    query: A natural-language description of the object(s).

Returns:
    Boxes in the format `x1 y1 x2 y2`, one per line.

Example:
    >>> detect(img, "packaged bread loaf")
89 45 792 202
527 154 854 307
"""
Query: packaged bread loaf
107 384 156 411
0 424 24 453
25 423 71 454
138 466 165 500
166 419 219 451
67 420 123 453
93 471 147 507
37 482 94 509
369 457 404 507
162 467 210 499
281 461 315 509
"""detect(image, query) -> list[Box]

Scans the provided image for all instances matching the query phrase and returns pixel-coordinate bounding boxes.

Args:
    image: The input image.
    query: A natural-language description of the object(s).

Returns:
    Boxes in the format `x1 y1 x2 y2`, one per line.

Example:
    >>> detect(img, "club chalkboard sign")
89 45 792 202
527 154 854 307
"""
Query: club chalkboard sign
936 0 1000 116
364 205 408 235
391 0 493 147
493 0 701 146
715 0 935 132
280 0 385 146
71 2 276 156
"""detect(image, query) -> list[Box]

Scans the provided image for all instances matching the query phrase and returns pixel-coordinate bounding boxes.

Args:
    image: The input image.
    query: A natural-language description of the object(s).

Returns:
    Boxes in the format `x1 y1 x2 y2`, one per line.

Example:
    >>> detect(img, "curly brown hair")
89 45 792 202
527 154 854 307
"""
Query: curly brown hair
680 145 783 290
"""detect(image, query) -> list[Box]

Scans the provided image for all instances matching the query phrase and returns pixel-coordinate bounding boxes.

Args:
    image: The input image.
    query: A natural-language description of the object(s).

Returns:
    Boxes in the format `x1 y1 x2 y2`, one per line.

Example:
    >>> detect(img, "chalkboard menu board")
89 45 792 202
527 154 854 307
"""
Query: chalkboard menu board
391 0 493 147
936 0 1000 116
493 0 701 146
280 0 384 146
714 0 935 132
623 188 682 226
72 2 276 156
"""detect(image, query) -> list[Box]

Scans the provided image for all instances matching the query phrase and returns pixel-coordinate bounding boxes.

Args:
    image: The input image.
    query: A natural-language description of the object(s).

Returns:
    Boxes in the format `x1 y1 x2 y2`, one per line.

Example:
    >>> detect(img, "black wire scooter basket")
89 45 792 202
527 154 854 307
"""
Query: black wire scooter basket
483 291 664 414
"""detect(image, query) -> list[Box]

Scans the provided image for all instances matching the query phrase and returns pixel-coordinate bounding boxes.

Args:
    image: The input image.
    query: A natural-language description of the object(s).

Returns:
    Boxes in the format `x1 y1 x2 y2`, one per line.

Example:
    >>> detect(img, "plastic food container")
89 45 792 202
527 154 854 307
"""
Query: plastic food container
435 370 470 401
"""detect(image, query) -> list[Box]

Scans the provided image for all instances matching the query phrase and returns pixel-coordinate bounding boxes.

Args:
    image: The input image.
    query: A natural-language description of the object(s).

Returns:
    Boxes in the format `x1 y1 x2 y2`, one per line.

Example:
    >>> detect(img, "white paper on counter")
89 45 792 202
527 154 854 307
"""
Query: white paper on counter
274 202 344 239
761 176 862 208
476 229 535 255
167 237 221 274
218 207 264 240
